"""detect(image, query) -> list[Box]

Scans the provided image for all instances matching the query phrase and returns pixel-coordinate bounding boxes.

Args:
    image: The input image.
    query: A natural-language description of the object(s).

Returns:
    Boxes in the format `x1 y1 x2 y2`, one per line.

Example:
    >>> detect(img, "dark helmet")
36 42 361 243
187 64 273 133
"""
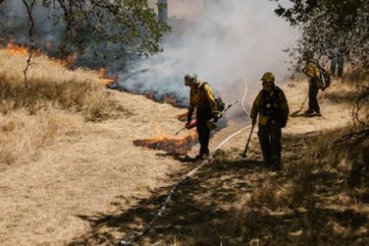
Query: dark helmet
184 73 198 86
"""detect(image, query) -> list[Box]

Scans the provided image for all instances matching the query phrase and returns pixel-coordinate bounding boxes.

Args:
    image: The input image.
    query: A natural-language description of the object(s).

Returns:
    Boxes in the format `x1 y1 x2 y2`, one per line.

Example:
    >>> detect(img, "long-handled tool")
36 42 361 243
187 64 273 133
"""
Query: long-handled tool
207 100 238 129
175 101 238 135
175 118 196 135
290 94 308 117
240 123 255 157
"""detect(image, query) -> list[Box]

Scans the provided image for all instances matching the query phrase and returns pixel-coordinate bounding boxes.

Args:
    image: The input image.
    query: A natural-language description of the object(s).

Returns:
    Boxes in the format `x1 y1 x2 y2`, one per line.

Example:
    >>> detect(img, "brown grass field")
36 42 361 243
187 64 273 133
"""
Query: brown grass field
0 48 368 246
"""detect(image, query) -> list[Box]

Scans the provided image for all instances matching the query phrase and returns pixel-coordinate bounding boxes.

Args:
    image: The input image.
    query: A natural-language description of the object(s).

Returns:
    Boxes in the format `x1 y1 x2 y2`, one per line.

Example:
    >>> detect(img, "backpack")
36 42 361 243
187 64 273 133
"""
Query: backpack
260 86 288 127
303 61 331 91
318 68 331 91
200 82 225 112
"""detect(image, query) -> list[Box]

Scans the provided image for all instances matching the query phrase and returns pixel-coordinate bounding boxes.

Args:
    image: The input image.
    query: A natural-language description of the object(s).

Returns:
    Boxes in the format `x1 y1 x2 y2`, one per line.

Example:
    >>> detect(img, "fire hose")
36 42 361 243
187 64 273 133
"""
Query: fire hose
118 105 252 246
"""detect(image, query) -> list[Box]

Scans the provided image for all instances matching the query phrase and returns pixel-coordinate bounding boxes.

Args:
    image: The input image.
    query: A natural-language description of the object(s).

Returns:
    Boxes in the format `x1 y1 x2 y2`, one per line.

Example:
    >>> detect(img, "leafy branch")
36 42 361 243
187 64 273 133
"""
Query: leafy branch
1 0 170 58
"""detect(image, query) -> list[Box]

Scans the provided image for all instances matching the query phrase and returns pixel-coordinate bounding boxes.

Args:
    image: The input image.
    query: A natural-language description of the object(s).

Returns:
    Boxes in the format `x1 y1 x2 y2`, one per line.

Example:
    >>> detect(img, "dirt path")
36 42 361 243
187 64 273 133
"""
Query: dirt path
1 81 367 246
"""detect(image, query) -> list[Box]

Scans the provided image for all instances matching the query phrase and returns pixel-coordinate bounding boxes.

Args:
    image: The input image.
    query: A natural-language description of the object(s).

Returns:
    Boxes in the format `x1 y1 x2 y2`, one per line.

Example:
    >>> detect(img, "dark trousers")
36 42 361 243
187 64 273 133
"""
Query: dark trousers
196 107 212 155
308 78 320 113
258 122 282 168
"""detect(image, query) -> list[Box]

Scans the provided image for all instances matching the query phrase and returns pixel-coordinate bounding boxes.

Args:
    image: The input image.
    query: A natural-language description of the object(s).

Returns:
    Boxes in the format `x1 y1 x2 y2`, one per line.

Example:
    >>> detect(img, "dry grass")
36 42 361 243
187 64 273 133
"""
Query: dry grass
231 125 369 245
0 109 77 168
0 48 125 168
183 79 368 245
0 49 118 121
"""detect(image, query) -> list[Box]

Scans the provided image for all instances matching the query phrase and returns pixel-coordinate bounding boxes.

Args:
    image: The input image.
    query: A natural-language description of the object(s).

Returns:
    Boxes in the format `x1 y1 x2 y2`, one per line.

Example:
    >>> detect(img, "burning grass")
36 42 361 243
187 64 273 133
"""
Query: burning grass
0 48 122 121
0 46 129 168
133 131 198 155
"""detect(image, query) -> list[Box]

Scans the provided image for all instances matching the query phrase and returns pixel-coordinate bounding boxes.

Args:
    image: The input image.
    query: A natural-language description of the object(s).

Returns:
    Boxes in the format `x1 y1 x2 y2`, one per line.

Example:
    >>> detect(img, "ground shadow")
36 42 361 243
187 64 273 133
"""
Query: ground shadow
68 130 369 246
290 111 307 118
68 157 267 246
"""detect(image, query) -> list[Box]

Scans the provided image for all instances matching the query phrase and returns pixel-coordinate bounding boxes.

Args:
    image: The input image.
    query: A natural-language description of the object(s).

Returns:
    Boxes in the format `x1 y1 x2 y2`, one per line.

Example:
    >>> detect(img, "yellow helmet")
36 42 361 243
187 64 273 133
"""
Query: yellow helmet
261 72 275 83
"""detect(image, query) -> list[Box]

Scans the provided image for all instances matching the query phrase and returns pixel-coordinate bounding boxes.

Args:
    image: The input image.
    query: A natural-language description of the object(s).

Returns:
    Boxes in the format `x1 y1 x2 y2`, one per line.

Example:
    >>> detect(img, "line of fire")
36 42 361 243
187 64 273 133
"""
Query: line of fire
0 1 223 157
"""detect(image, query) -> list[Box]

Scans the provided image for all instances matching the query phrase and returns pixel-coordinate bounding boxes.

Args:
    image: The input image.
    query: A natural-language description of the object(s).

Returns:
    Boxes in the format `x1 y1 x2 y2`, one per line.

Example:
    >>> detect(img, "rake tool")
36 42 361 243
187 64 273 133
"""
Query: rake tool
290 94 308 116
240 123 255 158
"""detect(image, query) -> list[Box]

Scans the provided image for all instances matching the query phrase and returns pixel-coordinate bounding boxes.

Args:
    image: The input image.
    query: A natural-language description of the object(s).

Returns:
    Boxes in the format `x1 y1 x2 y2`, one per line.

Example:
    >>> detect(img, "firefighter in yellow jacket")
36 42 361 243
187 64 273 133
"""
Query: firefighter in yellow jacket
184 73 218 160
251 72 289 170
302 60 322 117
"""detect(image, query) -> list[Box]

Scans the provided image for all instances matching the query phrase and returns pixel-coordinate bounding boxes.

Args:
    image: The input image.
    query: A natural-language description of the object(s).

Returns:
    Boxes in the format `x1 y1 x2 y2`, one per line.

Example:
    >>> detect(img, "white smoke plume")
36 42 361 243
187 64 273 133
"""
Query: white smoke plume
1 0 298 113
116 0 298 111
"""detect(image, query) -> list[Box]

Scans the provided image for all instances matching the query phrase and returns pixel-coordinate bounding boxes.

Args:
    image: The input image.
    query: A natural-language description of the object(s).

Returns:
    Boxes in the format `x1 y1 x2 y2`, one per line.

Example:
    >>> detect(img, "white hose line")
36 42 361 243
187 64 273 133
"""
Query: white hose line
241 79 249 116
118 124 251 246
119 83 252 245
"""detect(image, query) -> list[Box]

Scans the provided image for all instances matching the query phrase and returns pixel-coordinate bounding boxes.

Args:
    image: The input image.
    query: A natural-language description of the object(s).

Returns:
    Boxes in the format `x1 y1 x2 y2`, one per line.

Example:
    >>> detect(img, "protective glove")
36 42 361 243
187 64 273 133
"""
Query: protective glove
212 110 220 122
185 121 191 129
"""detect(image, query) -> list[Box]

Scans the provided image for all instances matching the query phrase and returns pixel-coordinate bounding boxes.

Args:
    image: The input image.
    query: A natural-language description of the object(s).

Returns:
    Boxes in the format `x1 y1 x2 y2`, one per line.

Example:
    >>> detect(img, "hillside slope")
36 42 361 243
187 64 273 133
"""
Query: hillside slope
0 49 190 245
0 48 367 246
68 80 368 246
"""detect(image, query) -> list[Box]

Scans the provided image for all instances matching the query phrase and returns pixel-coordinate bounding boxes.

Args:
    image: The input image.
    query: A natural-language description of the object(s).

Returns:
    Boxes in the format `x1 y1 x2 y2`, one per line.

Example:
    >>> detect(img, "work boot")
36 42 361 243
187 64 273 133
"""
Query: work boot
269 157 281 171
304 109 314 115
196 153 209 160
305 111 321 117
270 163 281 171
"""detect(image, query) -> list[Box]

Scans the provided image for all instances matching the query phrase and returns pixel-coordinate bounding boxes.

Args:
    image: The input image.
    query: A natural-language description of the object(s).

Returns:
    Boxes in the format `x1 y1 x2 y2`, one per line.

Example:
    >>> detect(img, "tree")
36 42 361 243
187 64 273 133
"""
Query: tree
0 0 169 58
272 0 369 128
271 0 369 71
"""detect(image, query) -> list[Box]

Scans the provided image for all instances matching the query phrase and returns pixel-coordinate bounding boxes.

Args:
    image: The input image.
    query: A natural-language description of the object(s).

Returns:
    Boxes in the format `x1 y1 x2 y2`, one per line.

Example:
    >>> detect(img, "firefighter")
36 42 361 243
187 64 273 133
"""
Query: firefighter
302 59 322 117
330 48 345 78
184 73 218 160
251 72 289 170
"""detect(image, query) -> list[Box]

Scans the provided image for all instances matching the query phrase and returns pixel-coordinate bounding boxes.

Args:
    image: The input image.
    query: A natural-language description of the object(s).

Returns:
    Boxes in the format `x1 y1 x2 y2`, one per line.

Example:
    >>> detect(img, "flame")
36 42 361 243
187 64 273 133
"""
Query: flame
176 112 188 121
6 43 29 56
98 68 115 85
134 130 198 155
66 51 78 66
164 95 177 106
3 42 119 85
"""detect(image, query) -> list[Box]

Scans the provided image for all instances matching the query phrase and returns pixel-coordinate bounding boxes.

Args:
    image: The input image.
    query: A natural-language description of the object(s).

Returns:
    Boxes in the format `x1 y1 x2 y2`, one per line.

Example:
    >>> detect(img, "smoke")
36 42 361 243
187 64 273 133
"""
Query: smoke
115 0 298 111
1 0 298 113
0 0 64 49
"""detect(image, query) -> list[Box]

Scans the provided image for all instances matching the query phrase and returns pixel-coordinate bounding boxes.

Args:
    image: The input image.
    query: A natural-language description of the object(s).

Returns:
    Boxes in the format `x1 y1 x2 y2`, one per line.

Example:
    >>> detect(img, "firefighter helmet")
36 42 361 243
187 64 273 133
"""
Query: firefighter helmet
184 73 198 86
261 72 275 83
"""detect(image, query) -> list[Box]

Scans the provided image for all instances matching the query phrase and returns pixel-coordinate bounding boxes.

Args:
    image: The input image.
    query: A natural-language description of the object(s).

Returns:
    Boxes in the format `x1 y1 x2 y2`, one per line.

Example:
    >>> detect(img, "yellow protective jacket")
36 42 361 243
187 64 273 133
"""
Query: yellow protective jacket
251 86 289 126
303 62 321 78
188 81 216 119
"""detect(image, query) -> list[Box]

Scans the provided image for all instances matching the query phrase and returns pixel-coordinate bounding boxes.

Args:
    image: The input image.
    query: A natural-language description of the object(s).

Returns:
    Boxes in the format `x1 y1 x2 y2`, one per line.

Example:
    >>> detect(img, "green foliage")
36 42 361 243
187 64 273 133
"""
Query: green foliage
0 0 170 57
272 0 369 71
272 0 369 128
